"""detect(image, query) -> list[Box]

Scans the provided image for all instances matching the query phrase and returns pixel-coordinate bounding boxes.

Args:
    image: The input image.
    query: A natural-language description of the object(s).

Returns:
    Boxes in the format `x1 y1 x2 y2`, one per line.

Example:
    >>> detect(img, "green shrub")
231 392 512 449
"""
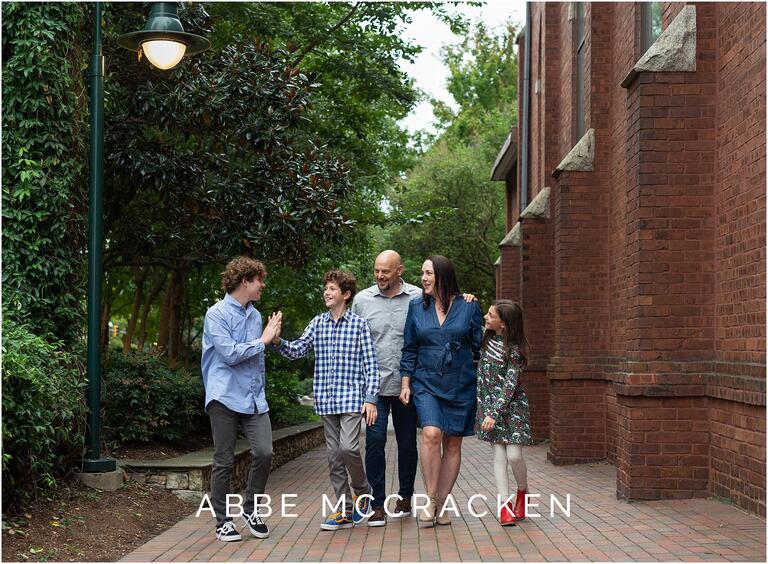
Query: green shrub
295 377 314 398
1 319 86 511
101 353 206 443
274 404 320 426
265 368 301 425
265 354 316 426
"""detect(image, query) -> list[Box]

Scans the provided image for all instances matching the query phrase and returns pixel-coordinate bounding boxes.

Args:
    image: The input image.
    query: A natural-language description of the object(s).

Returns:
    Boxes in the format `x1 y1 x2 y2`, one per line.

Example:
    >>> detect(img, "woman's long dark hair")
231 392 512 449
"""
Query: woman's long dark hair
422 255 461 314
480 300 530 367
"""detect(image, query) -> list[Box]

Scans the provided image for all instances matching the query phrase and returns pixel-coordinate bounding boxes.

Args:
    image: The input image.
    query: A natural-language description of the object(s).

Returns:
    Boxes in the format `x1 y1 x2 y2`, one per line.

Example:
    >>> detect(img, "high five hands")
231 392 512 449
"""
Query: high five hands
260 311 283 345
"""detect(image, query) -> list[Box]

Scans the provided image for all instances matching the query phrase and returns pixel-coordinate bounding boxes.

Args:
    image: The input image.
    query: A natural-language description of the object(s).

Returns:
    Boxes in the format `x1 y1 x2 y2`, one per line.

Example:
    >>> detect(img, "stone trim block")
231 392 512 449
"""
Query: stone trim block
621 5 697 88
552 129 594 178
498 222 522 247
520 187 551 220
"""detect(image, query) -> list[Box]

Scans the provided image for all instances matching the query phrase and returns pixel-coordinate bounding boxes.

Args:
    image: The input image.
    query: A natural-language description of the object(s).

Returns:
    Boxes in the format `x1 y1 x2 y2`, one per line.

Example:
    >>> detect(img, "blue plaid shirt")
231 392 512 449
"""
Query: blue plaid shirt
275 309 380 415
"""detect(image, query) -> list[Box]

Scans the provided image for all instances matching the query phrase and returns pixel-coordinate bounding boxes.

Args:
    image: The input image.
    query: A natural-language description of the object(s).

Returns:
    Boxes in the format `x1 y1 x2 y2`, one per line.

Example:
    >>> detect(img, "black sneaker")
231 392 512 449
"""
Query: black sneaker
242 510 270 539
215 520 242 542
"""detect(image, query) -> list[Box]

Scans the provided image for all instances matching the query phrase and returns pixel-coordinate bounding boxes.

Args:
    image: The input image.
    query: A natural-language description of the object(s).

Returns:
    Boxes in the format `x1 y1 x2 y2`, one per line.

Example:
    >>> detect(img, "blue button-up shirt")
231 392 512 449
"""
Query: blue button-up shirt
275 309 380 415
201 293 269 414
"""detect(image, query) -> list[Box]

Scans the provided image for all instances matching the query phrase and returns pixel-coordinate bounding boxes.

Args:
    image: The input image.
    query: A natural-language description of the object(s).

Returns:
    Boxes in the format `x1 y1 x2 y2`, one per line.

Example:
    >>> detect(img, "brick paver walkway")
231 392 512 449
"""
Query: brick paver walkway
124 434 765 562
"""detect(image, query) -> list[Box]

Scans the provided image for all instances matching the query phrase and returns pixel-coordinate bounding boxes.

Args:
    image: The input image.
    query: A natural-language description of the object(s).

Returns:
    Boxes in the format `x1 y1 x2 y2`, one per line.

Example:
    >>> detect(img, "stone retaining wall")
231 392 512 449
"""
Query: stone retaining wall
122 421 324 502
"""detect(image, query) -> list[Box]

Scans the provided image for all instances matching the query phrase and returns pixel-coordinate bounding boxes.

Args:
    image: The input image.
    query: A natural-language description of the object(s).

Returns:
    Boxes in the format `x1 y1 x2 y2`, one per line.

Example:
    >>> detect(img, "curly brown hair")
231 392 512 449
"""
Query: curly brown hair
221 256 266 293
322 270 357 305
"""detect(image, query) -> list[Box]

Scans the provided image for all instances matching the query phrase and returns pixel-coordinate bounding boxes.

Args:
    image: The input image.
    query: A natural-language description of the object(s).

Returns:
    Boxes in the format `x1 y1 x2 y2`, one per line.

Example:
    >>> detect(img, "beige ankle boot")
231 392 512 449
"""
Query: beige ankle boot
435 497 452 525
418 495 437 527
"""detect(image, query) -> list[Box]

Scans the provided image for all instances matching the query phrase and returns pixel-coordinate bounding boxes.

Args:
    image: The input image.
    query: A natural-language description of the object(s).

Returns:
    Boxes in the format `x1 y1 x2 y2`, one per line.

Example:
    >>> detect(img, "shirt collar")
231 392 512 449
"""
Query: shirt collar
224 293 254 315
373 278 408 298
323 308 352 323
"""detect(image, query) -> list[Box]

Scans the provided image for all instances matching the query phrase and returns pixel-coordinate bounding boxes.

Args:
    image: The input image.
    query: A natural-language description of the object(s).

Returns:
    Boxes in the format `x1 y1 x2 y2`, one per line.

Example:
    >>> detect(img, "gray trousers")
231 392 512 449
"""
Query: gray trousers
322 413 370 514
208 400 273 525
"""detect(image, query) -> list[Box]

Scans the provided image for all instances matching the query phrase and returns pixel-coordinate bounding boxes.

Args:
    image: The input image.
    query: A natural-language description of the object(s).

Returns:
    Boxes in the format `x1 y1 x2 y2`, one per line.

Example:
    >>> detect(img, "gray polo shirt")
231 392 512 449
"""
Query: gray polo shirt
351 280 422 396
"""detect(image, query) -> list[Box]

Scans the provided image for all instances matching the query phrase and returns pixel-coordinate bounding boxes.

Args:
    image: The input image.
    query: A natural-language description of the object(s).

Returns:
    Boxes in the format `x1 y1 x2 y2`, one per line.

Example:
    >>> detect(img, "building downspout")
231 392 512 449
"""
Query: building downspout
520 2 532 211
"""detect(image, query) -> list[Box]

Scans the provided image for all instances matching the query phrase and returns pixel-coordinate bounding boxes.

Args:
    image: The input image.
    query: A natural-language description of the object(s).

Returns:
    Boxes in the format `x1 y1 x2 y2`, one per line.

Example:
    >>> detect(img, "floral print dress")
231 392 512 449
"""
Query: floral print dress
475 334 532 444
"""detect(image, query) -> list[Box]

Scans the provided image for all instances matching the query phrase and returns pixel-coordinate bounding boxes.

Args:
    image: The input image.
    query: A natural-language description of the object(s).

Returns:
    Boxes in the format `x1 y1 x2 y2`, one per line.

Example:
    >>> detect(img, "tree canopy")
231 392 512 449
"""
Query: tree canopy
382 21 519 306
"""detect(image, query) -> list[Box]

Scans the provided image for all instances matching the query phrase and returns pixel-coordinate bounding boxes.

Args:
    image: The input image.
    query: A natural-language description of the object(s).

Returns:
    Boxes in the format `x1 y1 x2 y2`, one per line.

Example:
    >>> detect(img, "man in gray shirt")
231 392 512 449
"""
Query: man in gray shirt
351 250 421 526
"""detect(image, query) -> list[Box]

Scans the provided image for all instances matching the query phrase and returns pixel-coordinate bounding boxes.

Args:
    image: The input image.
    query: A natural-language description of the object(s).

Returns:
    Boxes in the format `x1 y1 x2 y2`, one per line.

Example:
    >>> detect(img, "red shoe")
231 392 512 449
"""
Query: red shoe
500 502 516 526
512 489 527 522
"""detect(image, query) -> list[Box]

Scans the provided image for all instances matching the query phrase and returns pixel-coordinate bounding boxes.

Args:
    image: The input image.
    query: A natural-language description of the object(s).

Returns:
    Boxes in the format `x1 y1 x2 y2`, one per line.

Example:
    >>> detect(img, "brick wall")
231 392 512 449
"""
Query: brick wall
709 398 766 515
494 1 765 515
498 244 520 302
712 0 767 516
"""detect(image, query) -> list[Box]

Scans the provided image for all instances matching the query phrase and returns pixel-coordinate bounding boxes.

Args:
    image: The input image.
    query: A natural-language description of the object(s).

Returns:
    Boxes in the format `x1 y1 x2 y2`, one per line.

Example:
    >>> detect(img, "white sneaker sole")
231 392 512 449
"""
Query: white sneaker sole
367 520 386 527
217 534 242 542
320 523 354 531
241 517 270 539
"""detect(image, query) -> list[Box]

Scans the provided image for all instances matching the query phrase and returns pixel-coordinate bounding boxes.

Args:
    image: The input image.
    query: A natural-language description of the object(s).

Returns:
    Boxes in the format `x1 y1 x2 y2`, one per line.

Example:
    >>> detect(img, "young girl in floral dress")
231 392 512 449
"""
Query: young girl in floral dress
476 300 532 526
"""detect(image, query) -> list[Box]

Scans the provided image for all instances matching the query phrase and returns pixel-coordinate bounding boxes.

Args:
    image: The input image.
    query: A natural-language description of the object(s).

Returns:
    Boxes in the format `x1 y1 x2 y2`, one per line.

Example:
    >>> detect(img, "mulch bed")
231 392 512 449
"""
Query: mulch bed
107 433 214 460
1 479 197 562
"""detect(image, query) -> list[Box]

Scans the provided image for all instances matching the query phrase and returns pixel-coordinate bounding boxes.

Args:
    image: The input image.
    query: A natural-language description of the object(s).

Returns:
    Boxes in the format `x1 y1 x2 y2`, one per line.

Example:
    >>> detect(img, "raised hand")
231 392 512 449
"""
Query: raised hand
261 311 282 345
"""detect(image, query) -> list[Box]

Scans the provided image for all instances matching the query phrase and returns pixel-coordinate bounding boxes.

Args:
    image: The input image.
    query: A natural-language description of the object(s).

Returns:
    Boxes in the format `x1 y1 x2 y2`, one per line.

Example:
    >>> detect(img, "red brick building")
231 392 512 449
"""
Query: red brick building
492 2 766 516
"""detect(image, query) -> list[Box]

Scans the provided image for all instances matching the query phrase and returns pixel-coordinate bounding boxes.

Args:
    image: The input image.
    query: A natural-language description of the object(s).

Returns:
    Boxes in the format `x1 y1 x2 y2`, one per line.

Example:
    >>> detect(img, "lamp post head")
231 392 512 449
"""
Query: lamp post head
117 2 210 70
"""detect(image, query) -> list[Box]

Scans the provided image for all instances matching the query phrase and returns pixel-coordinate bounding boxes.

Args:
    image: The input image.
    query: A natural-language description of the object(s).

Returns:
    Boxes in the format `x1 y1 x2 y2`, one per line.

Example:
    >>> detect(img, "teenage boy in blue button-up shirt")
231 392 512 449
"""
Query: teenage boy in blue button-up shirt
201 256 282 543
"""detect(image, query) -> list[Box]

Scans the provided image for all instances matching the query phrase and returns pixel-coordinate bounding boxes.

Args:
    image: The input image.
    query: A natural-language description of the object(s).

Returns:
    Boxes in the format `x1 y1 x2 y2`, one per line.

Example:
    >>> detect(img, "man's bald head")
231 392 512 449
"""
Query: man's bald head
374 250 404 296
375 250 402 268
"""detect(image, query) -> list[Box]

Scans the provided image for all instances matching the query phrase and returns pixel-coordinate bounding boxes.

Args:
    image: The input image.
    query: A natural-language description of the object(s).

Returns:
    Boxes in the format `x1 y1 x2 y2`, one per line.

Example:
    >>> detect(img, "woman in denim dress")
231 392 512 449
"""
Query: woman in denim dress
399 255 483 527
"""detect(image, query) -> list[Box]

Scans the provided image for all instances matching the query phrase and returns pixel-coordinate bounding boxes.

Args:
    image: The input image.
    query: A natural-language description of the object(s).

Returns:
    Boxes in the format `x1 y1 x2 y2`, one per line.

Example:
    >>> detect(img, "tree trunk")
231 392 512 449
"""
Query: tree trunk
167 268 186 369
137 273 167 352
100 296 112 351
122 266 148 354
156 284 171 355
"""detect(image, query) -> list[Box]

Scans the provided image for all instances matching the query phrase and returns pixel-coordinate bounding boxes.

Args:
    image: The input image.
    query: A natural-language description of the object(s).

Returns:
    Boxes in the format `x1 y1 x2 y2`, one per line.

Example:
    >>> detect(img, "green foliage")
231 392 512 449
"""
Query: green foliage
1 2 89 340
264 354 307 426
383 21 520 306
1 319 87 511
295 378 314 398
385 135 507 305
101 353 205 443
103 11 355 268
274 404 320 427
435 22 519 134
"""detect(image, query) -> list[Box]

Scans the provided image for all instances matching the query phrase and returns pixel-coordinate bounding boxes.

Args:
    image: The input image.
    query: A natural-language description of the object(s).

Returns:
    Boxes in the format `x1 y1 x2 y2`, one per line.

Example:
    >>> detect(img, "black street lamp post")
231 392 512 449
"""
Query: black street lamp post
82 2 209 473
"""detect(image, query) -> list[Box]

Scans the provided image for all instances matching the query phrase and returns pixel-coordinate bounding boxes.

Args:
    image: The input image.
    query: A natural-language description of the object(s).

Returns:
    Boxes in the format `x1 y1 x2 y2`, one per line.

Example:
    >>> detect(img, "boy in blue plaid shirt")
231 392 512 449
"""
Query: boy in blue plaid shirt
273 270 380 530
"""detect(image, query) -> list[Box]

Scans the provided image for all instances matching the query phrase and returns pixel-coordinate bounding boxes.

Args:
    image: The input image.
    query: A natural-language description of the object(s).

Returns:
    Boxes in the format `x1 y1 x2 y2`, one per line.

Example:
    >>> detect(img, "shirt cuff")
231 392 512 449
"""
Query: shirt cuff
364 394 378 404
252 339 266 354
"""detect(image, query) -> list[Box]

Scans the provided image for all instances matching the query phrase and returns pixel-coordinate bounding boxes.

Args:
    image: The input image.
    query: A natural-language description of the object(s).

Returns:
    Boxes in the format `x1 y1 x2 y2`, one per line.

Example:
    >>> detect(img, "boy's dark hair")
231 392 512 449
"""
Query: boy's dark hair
221 256 266 293
422 254 461 314
323 270 357 305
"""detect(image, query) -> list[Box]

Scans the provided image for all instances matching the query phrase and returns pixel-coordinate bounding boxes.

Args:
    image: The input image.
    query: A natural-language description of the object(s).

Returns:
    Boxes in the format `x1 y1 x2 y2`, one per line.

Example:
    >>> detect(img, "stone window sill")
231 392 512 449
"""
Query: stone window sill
552 130 594 178
621 5 697 89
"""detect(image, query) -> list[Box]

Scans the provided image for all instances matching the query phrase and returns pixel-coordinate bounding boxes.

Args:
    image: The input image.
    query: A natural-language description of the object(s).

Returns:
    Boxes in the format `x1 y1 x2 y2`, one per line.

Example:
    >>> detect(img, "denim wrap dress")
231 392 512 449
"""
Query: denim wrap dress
400 296 484 436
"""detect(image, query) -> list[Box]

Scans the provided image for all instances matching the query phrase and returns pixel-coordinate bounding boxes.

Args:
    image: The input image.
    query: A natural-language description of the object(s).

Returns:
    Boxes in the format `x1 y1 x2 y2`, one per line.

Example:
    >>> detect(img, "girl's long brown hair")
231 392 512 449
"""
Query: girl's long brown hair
480 300 530 367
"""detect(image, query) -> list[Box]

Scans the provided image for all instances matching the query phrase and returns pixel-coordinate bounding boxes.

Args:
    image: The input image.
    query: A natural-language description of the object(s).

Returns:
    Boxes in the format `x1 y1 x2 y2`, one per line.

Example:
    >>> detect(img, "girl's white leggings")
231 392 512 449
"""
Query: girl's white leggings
493 443 528 500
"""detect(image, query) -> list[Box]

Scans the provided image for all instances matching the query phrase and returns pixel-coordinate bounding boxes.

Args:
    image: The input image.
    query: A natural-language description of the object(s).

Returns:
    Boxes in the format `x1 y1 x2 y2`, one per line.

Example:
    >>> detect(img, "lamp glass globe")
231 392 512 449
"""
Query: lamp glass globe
141 40 187 70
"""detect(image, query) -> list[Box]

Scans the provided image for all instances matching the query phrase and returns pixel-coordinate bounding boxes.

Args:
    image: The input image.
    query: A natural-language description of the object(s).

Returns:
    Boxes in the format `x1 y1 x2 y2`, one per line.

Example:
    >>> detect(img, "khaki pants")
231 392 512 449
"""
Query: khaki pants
322 412 370 514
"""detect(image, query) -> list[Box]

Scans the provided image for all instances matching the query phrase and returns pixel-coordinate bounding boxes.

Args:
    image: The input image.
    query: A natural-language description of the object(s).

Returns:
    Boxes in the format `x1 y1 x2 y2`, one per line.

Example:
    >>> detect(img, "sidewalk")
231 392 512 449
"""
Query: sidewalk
123 433 765 562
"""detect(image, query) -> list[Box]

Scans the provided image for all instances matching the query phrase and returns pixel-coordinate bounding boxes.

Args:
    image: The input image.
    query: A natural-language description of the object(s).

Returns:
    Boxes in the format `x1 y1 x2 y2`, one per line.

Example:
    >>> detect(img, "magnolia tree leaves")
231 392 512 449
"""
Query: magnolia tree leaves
102 5 353 271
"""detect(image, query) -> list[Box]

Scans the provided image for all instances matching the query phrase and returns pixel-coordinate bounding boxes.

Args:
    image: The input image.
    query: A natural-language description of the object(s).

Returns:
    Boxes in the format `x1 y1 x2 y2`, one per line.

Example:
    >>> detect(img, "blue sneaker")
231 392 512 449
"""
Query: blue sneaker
352 494 371 524
320 511 354 531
